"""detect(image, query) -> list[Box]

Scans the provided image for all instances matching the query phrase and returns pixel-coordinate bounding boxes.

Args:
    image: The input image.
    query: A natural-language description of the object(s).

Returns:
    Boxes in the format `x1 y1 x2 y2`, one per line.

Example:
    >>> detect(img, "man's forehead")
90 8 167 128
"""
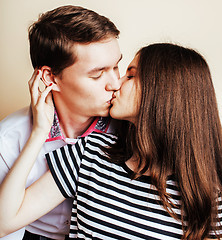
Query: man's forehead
73 39 122 70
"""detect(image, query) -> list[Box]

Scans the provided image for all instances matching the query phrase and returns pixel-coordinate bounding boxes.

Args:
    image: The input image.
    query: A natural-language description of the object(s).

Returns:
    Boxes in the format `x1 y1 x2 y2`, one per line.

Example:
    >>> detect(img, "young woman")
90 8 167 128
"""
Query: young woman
0 43 222 240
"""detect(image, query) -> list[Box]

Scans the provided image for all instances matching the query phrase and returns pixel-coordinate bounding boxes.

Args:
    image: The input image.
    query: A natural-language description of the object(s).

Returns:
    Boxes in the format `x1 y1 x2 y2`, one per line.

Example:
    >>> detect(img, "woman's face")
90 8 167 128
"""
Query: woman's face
110 55 141 123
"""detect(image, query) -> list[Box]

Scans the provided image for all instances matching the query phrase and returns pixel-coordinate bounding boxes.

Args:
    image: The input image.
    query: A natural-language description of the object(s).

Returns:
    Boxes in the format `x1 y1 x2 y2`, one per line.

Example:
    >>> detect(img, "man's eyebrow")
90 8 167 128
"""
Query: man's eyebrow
87 54 123 75
87 67 106 75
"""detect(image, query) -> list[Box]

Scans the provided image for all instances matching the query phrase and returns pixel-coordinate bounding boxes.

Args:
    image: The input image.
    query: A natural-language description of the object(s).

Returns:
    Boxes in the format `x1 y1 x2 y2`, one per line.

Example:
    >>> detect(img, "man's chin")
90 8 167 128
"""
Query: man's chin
98 109 110 118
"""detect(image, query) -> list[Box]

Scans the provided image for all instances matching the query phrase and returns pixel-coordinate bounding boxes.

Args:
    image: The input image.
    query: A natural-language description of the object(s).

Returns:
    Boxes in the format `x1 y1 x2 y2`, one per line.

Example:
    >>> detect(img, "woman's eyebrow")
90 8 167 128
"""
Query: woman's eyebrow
127 66 137 71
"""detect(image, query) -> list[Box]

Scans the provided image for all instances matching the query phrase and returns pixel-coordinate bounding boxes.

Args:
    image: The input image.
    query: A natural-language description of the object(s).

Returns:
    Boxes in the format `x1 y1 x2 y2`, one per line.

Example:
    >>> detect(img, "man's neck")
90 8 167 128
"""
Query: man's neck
55 106 94 139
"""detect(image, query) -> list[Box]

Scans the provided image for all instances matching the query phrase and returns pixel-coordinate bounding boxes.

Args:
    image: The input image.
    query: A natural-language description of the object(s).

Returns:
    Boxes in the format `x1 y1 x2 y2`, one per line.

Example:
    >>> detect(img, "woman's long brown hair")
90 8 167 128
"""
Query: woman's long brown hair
106 43 222 239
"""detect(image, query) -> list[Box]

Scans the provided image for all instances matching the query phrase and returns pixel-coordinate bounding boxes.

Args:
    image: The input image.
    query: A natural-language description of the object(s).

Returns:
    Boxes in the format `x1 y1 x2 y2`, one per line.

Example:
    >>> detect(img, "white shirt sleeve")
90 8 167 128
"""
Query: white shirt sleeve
0 128 27 240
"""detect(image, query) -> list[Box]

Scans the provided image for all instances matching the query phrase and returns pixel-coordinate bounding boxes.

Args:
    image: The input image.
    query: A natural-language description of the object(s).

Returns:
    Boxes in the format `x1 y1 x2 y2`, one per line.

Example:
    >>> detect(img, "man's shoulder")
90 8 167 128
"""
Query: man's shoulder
0 106 32 137
0 107 32 171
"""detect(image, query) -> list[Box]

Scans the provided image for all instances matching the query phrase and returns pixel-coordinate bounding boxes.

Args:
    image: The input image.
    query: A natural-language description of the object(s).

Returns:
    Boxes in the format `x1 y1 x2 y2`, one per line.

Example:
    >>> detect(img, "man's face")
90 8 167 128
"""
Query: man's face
53 37 122 118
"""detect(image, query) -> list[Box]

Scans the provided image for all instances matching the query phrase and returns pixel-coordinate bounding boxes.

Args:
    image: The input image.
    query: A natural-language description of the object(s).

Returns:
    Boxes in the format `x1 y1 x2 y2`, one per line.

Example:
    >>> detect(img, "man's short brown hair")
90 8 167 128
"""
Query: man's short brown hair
29 5 120 75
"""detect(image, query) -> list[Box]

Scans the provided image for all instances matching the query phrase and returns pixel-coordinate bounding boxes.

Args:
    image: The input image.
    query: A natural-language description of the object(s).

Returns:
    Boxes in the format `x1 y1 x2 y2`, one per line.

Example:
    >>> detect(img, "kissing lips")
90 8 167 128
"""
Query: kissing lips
110 96 116 105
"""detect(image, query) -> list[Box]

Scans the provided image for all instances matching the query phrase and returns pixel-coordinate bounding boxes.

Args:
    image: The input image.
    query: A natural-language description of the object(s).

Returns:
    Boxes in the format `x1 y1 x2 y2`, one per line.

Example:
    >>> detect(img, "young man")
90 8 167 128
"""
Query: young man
0 5 122 240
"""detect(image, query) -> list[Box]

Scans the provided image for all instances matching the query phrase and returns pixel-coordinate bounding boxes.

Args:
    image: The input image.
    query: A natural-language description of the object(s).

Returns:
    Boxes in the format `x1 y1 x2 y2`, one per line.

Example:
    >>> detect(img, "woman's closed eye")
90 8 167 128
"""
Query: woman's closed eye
127 75 135 80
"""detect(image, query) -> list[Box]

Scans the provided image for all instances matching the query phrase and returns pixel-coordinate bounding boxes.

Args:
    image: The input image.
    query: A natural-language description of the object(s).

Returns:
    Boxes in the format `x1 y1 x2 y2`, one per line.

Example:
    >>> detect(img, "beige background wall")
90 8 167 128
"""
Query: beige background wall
0 0 222 120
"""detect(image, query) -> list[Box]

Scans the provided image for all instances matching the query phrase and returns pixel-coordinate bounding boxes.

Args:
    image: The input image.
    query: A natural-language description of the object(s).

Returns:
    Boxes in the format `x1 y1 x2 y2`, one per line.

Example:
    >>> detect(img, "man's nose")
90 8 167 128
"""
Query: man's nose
119 75 127 85
105 70 121 91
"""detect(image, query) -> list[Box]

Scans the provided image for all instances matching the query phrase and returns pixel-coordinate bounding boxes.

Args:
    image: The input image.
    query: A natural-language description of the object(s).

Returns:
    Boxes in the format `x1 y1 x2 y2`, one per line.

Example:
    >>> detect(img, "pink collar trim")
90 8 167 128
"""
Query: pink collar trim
46 111 110 142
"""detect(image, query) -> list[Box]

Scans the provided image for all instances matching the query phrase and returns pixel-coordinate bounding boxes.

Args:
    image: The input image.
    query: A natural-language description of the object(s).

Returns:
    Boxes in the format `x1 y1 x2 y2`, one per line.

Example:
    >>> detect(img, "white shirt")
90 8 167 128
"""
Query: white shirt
0 106 116 240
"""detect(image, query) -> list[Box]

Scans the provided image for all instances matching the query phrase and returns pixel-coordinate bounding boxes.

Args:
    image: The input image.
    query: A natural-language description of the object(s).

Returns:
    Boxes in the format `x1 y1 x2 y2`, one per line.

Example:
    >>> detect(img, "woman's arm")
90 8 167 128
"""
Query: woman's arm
0 70 65 237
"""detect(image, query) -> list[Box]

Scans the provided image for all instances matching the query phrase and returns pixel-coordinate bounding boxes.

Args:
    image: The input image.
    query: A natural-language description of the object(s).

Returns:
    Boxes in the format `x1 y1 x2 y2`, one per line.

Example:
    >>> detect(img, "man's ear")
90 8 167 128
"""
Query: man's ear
40 66 60 92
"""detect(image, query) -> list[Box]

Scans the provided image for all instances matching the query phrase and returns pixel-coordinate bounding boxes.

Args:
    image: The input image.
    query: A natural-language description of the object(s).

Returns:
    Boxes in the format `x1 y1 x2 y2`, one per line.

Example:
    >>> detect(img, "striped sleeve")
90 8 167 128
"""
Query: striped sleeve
45 137 86 198
209 193 222 238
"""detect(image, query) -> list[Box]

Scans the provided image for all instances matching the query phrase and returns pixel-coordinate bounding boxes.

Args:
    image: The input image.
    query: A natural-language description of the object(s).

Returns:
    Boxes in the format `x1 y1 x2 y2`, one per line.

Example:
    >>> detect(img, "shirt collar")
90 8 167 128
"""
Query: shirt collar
46 110 111 142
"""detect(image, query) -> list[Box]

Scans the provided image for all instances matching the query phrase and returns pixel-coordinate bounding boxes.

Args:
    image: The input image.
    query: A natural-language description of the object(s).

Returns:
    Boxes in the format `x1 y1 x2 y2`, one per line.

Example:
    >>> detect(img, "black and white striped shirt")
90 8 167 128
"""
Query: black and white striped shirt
46 132 222 239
